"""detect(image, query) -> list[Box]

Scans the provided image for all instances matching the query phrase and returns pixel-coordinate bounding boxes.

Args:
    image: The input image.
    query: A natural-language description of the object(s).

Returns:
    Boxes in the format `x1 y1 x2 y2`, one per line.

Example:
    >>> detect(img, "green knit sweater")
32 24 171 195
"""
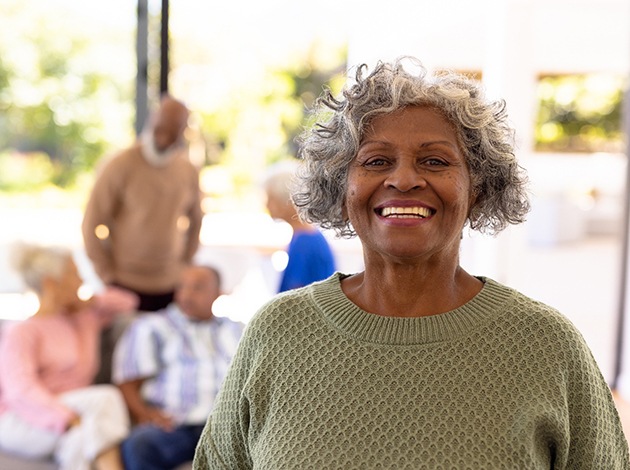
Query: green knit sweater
194 274 630 469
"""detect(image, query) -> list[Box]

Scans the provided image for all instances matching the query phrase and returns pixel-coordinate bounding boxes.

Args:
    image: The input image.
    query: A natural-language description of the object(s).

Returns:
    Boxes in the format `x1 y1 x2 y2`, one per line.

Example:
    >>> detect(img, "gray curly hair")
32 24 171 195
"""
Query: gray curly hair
293 57 530 237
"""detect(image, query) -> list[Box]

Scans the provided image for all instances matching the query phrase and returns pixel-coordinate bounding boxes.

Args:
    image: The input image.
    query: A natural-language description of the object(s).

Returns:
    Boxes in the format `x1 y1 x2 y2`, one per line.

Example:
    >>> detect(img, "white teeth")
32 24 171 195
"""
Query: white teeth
381 207 431 218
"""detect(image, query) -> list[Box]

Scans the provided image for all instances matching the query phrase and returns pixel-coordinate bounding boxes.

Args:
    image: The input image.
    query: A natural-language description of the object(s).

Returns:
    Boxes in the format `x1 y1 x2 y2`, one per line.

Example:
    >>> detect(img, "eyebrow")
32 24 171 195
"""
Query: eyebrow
359 139 459 150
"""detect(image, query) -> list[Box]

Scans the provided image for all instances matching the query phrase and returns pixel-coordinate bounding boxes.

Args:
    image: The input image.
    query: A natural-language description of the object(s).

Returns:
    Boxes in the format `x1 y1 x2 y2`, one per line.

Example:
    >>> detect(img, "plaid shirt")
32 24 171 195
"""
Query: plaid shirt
113 304 243 424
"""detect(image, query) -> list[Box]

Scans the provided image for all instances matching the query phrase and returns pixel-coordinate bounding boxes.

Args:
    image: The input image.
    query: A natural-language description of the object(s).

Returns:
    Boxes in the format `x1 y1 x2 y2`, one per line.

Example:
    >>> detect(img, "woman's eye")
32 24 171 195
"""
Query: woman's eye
363 157 388 167
425 157 448 166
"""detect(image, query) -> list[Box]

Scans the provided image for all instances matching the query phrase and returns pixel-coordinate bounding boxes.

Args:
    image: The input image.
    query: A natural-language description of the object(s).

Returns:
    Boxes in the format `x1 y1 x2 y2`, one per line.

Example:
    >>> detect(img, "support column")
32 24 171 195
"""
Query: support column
614 88 630 392
160 0 169 95
135 0 149 135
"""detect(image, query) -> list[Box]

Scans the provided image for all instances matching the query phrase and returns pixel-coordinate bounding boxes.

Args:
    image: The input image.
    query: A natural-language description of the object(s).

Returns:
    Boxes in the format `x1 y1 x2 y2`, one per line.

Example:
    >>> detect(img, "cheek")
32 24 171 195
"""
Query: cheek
344 173 364 205
342 187 356 219
445 173 472 203
345 177 357 196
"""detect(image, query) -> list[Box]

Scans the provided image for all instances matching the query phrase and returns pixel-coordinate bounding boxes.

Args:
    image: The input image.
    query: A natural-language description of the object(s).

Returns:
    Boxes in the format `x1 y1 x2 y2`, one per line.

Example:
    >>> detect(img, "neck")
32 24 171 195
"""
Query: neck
35 295 62 317
341 261 482 318
289 219 316 232
36 294 84 317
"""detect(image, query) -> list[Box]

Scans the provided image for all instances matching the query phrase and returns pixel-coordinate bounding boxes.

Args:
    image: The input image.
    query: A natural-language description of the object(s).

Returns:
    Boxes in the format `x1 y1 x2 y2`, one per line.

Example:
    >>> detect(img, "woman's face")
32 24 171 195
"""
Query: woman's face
345 105 474 263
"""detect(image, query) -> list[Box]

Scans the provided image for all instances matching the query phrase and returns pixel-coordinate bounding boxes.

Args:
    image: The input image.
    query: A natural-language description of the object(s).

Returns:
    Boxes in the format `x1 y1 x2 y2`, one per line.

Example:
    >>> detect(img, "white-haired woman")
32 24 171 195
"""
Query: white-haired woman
263 160 337 293
0 244 138 470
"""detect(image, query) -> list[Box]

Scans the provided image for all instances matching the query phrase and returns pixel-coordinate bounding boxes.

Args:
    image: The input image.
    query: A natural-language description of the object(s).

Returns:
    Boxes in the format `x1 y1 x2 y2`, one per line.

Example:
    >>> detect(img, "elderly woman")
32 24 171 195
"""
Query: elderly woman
0 244 138 470
263 160 337 293
194 58 629 468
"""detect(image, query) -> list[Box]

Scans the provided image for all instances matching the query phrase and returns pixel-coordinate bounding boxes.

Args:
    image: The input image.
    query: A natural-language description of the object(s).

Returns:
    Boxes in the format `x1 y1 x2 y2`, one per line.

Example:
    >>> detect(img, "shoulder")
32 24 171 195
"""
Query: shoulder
171 154 199 175
1 317 54 346
289 231 333 256
2 319 34 338
506 284 581 334
226 290 313 369
0 320 39 360
125 310 171 336
293 230 328 244
253 287 313 317
210 317 245 349
115 313 172 358
90 145 142 191
214 316 245 333
485 278 595 361
98 144 141 173
244 287 318 340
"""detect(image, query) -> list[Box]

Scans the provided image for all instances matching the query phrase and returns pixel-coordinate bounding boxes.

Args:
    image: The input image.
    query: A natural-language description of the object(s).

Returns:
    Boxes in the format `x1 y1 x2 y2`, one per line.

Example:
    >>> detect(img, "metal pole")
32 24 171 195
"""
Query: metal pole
160 0 169 95
613 88 630 390
135 0 149 135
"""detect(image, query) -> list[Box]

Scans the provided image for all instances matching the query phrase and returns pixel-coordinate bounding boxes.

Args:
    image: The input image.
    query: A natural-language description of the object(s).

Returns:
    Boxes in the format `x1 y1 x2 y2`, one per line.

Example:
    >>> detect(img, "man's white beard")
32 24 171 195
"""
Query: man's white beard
140 130 183 167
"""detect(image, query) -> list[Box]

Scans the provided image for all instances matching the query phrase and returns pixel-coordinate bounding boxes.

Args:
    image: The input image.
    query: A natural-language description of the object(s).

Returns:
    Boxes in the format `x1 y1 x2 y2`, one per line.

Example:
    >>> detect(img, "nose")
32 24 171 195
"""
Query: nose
384 162 427 192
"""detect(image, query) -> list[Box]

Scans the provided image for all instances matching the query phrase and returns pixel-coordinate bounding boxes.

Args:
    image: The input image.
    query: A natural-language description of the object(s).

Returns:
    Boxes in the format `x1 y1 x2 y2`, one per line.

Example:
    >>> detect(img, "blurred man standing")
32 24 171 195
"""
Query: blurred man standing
82 95 202 312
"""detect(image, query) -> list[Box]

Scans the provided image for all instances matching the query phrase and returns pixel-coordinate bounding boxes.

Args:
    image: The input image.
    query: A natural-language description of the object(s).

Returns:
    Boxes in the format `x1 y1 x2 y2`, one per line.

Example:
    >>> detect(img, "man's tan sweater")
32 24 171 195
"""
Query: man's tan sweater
82 143 202 293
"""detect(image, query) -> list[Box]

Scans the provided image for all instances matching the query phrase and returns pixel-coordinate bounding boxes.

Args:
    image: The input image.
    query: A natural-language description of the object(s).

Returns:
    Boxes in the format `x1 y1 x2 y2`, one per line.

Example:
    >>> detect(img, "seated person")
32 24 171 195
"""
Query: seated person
263 160 337 292
0 243 138 470
112 264 244 470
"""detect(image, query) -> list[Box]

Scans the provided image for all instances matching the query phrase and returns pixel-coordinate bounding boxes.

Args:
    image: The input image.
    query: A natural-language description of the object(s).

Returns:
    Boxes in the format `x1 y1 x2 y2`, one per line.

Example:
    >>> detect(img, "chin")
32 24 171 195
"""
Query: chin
183 312 209 321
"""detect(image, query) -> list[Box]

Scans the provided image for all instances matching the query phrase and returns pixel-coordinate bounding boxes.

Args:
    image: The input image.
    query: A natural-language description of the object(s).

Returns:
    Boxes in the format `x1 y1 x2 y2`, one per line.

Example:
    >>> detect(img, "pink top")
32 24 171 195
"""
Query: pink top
0 287 137 434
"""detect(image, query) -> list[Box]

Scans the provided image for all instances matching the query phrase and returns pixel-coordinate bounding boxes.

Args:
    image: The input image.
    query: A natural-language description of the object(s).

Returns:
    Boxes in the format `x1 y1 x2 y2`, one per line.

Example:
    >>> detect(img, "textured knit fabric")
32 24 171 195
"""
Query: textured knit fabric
278 229 336 293
82 142 202 293
113 304 244 425
194 273 630 469
0 288 136 433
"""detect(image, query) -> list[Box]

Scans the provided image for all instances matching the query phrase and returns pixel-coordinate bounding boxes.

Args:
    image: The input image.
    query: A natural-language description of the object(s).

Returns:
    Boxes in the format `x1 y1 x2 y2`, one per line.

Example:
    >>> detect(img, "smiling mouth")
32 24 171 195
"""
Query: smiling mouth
378 206 434 218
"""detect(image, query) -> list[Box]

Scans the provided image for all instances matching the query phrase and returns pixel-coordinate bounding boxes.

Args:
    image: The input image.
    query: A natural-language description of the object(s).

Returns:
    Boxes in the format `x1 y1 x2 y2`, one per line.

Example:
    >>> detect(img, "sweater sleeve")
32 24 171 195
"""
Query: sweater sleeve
0 323 74 434
564 336 630 468
194 320 257 469
81 155 124 285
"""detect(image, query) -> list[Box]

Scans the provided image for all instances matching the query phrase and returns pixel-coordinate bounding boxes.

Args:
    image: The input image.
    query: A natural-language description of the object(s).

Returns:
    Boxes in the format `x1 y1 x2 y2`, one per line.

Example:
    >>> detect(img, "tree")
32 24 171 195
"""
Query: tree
0 0 136 190
535 73 625 153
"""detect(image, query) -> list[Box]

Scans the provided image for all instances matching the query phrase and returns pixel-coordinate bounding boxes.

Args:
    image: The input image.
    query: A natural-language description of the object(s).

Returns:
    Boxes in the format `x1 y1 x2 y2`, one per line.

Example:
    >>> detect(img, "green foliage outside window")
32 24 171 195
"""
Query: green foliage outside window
0 0 136 192
535 74 625 153
0 0 347 200
1 0 626 201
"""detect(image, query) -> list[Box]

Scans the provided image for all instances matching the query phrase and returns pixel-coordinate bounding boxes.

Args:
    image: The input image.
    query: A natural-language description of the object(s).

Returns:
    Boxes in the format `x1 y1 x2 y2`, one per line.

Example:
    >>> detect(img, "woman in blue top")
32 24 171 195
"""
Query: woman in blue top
263 161 336 292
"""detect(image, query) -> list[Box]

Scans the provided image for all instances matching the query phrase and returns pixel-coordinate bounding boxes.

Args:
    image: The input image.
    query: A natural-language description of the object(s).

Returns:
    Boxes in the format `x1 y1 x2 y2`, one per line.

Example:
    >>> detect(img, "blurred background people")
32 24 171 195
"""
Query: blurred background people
0 243 138 470
82 94 203 385
81 94 203 312
263 160 336 292
112 264 243 470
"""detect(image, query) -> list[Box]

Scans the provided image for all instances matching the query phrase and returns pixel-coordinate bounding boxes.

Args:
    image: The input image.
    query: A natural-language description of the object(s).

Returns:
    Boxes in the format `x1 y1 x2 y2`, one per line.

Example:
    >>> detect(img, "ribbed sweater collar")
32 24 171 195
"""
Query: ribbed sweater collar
311 273 515 345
